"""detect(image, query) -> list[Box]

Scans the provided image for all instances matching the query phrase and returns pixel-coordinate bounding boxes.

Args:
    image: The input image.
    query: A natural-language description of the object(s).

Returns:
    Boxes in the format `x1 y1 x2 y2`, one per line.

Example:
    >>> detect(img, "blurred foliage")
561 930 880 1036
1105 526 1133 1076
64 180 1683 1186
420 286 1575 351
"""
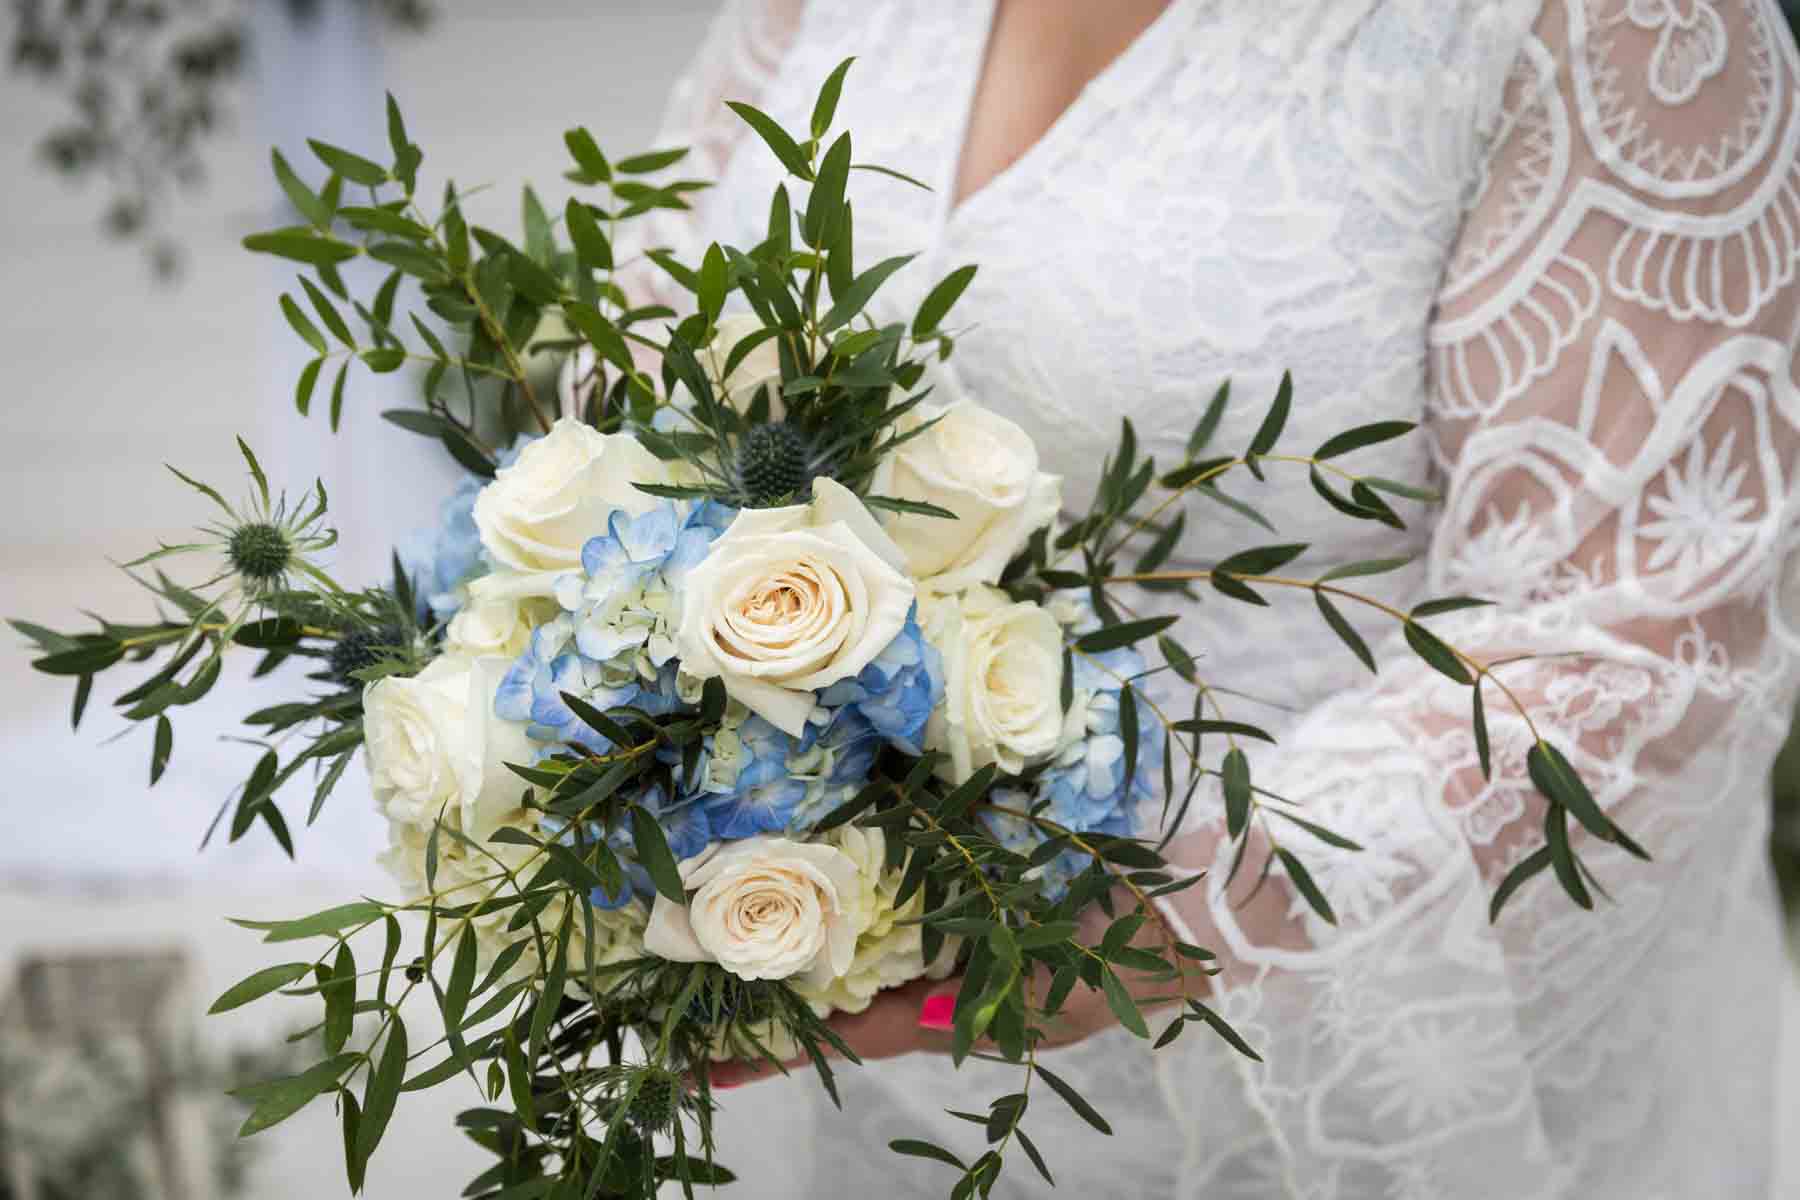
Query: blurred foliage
9 0 433 281
1775 700 1799 931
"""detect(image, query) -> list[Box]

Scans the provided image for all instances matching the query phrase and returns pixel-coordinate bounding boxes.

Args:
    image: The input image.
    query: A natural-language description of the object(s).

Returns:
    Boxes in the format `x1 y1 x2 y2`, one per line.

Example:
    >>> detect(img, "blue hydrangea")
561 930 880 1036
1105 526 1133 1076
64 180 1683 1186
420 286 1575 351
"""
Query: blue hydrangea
816 605 943 755
979 645 1161 898
397 437 532 622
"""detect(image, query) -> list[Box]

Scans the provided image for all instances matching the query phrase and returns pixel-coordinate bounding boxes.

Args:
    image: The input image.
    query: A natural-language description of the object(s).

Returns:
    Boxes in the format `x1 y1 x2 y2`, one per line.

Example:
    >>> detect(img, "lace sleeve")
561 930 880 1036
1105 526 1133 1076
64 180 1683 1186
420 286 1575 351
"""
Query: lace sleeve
1152 2 1800 1193
616 0 804 310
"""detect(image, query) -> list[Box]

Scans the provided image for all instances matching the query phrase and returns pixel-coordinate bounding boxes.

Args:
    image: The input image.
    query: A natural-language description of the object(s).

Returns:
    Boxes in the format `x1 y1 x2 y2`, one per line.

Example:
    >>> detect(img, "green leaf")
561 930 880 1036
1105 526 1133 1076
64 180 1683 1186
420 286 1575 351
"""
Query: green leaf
1318 556 1415 583
522 186 554 265
1543 803 1593 910
726 102 813 179
1404 620 1472 684
1411 596 1493 619
1074 614 1179 654
243 230 359 267
630 806 687 905
1313 419 1416 460
823 253 915 331
232 900 385 942
444 923 477 1033
1362 476 1439 502
1222 748 1251 839
1277 848 1336 924
32 642 123 676
1186 1001 1263 1061
1034 1063 1113 1136
308 138 387 187
1526 742 1612 843
294 356 324 417
208 962 312 1014
1472 683 1492 780
1169 719 1275 742
280 294 328 354
234 1053 359 1136
1315 591 1376 673
563 302 633 372
615 146 689 173
564 198 613 271
341 1088 366 1194
811 57 856 138
803 132 852 247
1187 380 1230 457
1488 845 1553 922
300 275 356 348
329 361 349 432
360 347 406 373
356 1019 407 1163
150 715 172 785
323 942 355 1054
1249 370 1292 457
1216 543 1307 576
272 148 334 229
697 242 729 323
563 127 611 181
889 1140 965 1171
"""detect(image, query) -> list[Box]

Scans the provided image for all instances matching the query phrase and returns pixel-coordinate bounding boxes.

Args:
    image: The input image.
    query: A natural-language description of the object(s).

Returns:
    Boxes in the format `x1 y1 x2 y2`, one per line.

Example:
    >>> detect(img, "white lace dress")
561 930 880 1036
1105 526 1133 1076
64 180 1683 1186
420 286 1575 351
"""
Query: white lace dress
633 1 1800 1195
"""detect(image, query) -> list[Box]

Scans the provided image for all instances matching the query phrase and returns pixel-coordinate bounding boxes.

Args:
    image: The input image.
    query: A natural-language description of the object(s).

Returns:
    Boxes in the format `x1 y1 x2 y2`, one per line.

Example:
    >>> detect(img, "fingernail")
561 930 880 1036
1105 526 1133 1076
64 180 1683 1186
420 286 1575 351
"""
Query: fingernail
712 1076 740 1091
918 993 955 1031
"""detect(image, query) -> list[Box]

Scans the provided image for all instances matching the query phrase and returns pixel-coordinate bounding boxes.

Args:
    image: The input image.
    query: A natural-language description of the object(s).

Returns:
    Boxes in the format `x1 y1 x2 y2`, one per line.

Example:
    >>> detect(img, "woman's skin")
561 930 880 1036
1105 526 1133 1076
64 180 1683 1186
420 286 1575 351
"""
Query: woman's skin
710 0 1187 1091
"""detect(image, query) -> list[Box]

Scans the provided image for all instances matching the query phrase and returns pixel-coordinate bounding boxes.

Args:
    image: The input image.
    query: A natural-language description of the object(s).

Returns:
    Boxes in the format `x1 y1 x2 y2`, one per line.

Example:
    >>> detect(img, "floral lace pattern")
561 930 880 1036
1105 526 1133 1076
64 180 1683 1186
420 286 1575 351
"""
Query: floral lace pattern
635 1 1800 1195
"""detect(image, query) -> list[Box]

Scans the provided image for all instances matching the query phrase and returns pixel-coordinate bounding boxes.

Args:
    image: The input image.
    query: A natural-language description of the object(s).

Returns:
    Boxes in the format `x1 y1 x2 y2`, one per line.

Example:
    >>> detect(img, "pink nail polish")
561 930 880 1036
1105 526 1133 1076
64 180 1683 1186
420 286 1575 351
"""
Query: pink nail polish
918 993 955 1031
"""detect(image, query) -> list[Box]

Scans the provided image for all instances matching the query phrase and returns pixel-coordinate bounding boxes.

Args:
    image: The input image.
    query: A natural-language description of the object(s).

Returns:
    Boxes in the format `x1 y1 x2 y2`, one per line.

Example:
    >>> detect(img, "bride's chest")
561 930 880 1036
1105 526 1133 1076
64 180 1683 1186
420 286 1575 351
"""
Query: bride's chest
706 0 1529 557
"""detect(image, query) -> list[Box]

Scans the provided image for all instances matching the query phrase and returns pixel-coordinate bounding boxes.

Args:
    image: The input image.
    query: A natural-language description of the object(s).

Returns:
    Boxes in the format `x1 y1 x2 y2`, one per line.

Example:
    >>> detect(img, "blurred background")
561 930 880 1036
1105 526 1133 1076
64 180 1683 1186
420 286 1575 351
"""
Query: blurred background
0 2 1796 1197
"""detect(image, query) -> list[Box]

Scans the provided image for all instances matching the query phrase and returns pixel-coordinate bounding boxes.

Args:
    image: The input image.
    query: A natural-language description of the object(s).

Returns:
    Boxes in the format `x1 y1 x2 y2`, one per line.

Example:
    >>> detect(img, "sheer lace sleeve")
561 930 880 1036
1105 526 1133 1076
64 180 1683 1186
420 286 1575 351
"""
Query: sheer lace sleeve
617 0 804 309
1151 2 1800 1193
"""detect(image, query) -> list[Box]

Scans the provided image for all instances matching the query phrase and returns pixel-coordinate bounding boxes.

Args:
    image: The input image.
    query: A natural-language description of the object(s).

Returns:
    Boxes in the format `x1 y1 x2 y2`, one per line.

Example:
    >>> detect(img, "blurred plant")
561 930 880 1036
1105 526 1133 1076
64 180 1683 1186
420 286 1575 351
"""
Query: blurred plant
9 0 433 281
0 1031 308 1200
1774 699 1799 935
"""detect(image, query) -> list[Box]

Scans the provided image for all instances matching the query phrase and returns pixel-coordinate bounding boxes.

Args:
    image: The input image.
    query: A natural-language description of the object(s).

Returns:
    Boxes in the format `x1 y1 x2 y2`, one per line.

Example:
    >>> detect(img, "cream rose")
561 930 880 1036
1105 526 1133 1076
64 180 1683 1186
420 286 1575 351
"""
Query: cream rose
643 836 863 984
472 417 675 573
362 652 534 844
920 587 1068 784
443 593 541 659
790 826 952 1015
674 477 915 736
870 400 1062 594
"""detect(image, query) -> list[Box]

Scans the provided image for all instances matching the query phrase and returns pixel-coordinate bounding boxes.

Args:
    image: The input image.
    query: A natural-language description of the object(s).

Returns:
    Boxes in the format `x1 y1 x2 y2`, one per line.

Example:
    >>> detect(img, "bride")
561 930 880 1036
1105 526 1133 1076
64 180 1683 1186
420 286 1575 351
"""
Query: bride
630 1 1800 1195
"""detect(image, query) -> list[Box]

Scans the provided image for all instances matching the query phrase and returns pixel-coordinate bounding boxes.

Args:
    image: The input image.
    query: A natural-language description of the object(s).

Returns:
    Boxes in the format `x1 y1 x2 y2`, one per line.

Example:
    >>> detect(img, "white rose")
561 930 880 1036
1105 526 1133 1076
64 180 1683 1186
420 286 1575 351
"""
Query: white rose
920 587 1066 784
789 826 951 1015
675 477 915 736
643 835 863 984
703 313 783 414
363 652 534 843
472 417 675 573
443 590 544 659
870 400 1062 594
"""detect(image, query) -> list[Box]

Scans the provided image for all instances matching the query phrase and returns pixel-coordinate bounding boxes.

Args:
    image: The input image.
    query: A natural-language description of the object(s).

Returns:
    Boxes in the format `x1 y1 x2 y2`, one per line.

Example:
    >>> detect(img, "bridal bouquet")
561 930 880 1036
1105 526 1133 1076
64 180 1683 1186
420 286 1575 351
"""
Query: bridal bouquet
16 63 1643 1199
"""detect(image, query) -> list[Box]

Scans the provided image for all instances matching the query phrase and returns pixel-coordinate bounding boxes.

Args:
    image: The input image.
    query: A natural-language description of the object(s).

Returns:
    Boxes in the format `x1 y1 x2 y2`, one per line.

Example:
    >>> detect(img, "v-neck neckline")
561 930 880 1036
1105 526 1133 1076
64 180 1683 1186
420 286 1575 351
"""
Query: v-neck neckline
936 0 1189 233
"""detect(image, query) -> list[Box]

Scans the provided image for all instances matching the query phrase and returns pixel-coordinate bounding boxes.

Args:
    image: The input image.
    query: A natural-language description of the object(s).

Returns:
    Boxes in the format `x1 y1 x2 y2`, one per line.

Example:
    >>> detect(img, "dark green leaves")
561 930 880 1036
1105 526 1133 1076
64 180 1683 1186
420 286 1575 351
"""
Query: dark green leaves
272 148 334 230
564 126 612 182
1034 1063 1112 1136
244 230 358 267
727 102 814 180
912 264 977 339
1314 591 1375 673
1489 845 1552 922
1312 419 1415 460
208 962 312 1014
150 715 173 785
1249 371 1292 458
803 132 852 247
1073 614 1178 654
1221 748 1251 839
1526 741 1611 844
307 139 387 187
1404 620 1471 684
811 57 855 139
565 198 613 270
356 1020 407 1164
1277 848 1335 925
631 806 688 905
234 1053 359 1137
822 253 915 331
